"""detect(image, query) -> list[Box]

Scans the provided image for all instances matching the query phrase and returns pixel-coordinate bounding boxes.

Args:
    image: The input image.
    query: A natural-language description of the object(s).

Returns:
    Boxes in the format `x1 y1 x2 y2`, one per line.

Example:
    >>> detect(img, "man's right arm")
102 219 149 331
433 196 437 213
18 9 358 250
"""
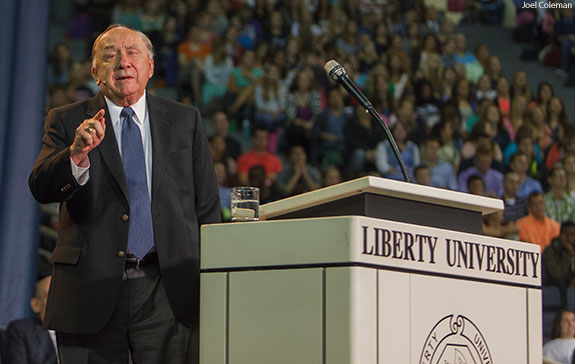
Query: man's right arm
29 109 83 204
29 108 105 203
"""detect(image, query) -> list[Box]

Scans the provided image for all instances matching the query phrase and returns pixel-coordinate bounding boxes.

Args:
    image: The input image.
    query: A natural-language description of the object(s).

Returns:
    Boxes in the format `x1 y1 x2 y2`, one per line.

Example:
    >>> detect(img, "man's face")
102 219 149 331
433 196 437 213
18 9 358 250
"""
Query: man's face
212 112 229 136
511 155 528 175
560 226 575 251
290 146 306 165
528 194 546 220
424 140 439 161
252 130 268 152
550 168 567 190
475 154 492 174
415 167 431 186
503 172 521 197
91 27 154 106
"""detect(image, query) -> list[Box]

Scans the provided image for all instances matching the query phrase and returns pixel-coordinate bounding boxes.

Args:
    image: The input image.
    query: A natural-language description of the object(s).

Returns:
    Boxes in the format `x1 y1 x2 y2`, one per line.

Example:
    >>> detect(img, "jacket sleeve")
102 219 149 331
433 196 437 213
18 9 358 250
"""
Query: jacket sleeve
4 321 30 363
191 107 222 226
29 108 81 204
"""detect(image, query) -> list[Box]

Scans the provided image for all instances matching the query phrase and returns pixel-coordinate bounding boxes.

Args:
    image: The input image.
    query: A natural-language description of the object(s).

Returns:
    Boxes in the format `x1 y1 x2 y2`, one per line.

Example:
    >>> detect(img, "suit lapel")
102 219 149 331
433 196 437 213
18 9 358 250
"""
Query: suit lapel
87 93 128 201
147 94 172 203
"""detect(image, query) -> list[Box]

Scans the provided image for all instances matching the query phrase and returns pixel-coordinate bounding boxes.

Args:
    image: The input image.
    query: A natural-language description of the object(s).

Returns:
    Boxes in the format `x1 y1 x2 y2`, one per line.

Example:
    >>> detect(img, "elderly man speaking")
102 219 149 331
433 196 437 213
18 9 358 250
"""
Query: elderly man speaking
29 25 221 363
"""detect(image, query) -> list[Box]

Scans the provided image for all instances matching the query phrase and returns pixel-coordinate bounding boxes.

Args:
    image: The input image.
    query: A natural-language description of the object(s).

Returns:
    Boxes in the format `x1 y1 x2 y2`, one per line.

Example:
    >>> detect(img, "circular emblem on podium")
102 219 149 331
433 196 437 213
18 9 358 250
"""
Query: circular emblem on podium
419 314 492 364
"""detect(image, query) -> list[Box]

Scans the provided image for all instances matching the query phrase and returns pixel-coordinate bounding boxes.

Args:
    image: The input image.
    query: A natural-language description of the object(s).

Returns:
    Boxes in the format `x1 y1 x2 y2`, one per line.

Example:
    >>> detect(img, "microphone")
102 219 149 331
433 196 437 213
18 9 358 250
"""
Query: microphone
324 59 411 183
324 60 372 111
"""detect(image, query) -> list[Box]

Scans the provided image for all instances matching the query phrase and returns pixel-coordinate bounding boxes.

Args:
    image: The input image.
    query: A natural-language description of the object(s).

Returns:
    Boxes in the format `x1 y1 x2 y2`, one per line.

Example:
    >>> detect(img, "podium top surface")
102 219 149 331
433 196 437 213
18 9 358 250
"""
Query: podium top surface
260 176 503 220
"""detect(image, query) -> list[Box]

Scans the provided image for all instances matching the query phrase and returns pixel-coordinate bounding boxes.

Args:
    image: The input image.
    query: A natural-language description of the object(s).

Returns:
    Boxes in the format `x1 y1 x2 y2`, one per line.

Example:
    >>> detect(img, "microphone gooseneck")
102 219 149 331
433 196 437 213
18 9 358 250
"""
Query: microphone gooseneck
324 60 411 183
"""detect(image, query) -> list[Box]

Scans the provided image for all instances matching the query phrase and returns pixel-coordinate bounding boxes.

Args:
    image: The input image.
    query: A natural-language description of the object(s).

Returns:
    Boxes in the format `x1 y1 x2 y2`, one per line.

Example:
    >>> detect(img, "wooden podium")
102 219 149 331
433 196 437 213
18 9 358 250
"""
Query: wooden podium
200 177 541 364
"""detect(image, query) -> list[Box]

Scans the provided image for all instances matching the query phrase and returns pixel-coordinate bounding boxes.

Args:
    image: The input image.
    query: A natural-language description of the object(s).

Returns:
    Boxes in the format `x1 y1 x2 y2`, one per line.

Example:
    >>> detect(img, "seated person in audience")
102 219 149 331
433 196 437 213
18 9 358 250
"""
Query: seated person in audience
214 161 232 222
375 121 420 181
517 192 561 250
509 151 543 199
543 222 575 307
227 50 263 120
209 134 237 185
321 165 343 187
483 209 519 239
5 276 58 364
503 124 542 174
501 171 529 223
420 137 458 190
546 164 575 224
237 127 283 186
543 309 575 364
283 68 323 154
254 63 287 153
211 111 241 160
413 164 431 186
311 86 348 167
345 104 386 178
458 142 503 196
467 174 485 196
276 145 320 197
547 125 575 172
247 164 284 204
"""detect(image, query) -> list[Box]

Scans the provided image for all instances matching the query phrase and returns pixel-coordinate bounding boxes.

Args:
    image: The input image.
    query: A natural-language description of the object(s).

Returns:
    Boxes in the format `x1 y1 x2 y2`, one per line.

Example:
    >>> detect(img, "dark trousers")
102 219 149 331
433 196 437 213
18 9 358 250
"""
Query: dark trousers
56 264 194 364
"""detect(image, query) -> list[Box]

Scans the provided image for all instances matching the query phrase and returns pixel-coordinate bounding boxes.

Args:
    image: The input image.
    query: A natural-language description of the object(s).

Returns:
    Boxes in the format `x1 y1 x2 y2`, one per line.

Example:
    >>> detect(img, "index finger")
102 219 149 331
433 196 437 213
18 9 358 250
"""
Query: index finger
93 109 105 121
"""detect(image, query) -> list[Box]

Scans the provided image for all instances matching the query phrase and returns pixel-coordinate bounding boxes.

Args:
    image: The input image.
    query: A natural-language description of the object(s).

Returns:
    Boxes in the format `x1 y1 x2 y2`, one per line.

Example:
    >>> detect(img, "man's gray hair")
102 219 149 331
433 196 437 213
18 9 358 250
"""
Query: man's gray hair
91 24 154 68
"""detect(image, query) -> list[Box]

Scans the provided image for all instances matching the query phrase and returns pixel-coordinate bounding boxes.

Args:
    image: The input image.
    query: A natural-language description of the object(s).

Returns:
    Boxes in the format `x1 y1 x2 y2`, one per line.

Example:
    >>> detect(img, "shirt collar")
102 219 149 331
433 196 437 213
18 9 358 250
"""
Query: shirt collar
104 91 147 128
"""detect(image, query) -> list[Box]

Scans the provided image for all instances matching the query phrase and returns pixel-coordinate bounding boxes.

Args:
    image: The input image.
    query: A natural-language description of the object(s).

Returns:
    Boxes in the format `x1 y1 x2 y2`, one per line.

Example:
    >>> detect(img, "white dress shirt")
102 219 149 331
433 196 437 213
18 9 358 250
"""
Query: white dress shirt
70 92 153 200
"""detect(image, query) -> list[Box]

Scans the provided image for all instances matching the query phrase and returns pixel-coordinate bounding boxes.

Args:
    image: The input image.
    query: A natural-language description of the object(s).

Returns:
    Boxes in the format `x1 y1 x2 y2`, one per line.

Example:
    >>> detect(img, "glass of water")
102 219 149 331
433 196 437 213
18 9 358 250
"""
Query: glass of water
231 187 260 222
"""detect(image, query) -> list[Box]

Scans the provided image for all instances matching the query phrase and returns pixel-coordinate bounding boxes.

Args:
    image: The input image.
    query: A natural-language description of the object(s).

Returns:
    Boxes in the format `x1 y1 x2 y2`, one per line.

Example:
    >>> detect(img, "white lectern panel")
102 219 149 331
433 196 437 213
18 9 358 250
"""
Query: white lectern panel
326 267 377 364
227 269 323 364
378 270 411 363
200 273 227 364
410 275 527 364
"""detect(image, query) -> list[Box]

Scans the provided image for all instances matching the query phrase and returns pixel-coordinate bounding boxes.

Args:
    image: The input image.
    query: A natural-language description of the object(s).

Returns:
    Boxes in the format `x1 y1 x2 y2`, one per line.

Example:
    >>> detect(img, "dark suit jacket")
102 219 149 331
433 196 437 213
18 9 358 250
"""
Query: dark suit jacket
29 93 221 334
4 317 58 364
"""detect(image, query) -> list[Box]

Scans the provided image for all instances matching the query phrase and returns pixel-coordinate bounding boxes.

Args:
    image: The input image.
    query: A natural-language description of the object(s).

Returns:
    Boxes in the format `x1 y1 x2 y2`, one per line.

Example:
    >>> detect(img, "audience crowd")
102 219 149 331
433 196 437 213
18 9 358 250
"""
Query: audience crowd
24 0 575 361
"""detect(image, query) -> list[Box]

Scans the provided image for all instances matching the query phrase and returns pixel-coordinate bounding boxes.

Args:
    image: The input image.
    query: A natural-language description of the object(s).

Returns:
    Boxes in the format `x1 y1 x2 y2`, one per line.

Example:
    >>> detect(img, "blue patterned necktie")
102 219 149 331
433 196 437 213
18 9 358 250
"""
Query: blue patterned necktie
121 107 154 259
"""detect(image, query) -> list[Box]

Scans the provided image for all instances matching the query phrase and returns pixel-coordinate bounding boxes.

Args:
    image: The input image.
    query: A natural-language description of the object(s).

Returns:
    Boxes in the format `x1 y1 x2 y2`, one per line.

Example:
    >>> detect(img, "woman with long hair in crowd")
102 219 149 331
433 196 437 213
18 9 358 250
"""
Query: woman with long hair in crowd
510 70 532 100
373 21 391 55
481 103 511 152
452 77 475 135
528 105 553 153
387 51 410 105
254 63 287 153
418 33 439 69
496 76 511 120
431 103 463 170
227 50 263 120
440 66 457 102
461 121 503 168
475 74 497 102
547 96 568 143
532 81 554 116
366 68 392 122
486 55 504 84
506 94 529 141
202 37 234 109
542 309 575 364
421 52 444 98
283 68 323 153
